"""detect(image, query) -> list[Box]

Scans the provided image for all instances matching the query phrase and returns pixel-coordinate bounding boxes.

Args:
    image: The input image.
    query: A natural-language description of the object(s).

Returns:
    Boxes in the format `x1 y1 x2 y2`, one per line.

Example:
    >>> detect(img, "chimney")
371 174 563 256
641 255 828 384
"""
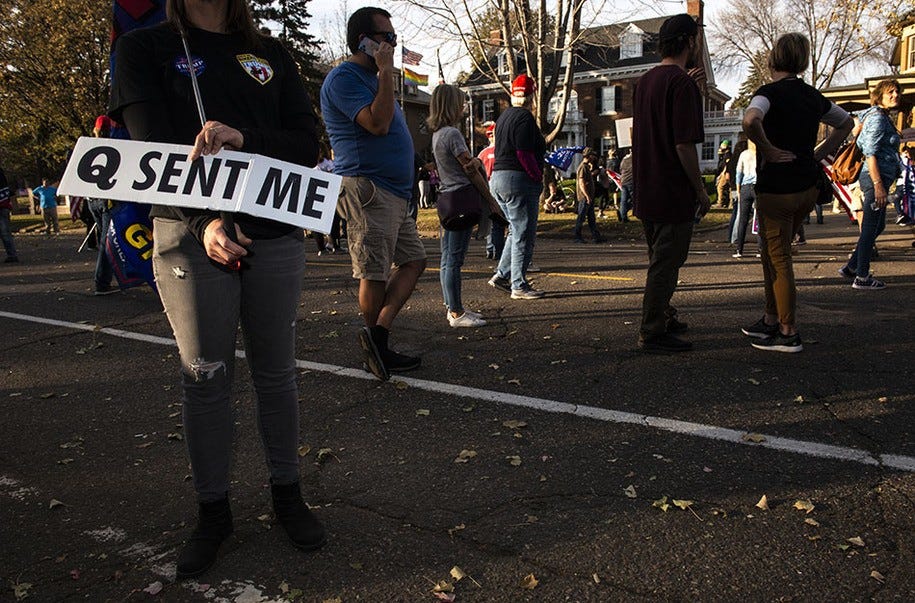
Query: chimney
687 0 704 24
489 29 502 48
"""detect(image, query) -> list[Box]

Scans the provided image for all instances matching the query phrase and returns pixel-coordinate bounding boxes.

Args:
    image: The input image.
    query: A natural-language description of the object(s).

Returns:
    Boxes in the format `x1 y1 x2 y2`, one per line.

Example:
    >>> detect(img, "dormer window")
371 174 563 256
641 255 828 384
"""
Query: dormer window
497 50 509 75
619 24 643 60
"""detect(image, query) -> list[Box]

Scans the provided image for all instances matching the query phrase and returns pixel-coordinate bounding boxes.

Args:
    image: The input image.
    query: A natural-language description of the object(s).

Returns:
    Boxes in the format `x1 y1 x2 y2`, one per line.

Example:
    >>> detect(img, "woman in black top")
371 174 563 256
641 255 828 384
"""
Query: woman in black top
740 33 852 353
109 0 324 578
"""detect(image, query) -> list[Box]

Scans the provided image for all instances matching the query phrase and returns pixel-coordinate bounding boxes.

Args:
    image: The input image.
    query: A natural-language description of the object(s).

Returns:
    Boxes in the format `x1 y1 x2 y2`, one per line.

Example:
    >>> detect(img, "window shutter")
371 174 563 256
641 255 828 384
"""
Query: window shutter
597 88 603 114
614 85 622 112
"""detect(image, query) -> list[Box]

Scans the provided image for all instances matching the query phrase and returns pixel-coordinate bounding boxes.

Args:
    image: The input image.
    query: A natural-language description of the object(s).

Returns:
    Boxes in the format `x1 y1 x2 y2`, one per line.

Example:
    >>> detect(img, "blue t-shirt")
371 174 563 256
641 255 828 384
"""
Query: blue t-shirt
320 62 413 200
33 186 58 209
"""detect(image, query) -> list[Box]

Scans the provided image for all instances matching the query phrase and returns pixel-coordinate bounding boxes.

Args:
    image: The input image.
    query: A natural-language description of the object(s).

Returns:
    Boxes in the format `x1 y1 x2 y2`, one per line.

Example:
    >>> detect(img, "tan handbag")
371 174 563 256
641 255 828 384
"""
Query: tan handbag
831 142 863 185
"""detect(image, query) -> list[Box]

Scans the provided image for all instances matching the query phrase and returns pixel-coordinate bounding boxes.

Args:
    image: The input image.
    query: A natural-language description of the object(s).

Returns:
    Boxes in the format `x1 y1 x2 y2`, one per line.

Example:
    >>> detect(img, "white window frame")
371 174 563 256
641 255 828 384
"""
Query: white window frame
701 135 716 162
908 34 915 71
600 85 619 116
619 26 643 60
481 99 495 122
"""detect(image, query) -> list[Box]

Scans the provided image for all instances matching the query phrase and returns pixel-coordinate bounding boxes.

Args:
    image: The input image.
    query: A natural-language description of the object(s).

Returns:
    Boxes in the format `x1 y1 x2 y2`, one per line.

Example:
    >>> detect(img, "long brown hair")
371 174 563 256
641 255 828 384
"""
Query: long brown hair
166 0 261 47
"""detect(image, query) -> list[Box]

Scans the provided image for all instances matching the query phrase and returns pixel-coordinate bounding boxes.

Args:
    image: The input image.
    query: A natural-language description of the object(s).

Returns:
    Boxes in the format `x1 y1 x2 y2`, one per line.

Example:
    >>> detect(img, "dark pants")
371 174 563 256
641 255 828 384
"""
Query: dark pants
640 220 694 339
733 185 756 253
87 199 113 289
574 199 601 241
0 208 17 258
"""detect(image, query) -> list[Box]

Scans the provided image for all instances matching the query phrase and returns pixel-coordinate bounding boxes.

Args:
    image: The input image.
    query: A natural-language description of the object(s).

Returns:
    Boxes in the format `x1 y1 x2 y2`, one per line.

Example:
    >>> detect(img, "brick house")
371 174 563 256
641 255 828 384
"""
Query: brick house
458 0 736 172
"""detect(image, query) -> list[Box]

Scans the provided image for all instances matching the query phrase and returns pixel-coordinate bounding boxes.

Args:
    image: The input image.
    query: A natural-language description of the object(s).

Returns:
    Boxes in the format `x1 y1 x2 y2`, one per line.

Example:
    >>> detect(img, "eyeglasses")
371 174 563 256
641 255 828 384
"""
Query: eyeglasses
370 31 397 45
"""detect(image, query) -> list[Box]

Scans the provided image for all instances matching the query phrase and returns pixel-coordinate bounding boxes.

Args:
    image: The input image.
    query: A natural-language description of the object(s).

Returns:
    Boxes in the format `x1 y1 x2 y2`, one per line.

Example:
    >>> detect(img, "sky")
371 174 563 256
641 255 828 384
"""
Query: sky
300 0 891 100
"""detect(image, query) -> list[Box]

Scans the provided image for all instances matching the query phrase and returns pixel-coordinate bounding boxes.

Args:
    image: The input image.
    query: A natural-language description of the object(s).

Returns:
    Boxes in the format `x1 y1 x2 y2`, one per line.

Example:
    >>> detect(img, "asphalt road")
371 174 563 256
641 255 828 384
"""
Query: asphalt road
2 212 914 602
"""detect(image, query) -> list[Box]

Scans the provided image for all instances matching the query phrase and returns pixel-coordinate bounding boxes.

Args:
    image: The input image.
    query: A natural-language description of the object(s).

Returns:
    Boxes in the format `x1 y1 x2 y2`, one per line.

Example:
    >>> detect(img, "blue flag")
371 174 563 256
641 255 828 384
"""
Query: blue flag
545 146 586 171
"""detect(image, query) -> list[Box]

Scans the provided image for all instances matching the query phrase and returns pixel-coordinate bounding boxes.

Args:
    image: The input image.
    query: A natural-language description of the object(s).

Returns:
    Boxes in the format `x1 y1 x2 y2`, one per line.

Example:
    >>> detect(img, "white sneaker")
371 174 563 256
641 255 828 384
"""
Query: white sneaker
448 312 487 328
446 309 483 320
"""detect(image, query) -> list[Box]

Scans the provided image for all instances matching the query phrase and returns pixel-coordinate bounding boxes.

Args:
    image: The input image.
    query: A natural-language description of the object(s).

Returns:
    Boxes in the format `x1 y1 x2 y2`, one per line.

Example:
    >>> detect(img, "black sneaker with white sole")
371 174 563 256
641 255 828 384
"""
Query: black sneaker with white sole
751 332 803 353
852 275 886 290
837 266 856 279
741 317 779 339
488 275 512 293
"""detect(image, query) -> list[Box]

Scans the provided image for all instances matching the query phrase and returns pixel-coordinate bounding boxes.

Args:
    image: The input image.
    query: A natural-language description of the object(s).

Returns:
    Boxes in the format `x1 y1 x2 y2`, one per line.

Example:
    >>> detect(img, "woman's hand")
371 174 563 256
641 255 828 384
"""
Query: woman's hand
203 218 252 266
761 144 796 163
874 183 888 209
189 120 244 162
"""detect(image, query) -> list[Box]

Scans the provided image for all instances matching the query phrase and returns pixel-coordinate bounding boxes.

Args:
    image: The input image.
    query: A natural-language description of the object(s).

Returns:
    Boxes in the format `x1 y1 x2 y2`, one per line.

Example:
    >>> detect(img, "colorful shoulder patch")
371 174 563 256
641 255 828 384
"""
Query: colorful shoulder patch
174 55 205 77
237 54 274 85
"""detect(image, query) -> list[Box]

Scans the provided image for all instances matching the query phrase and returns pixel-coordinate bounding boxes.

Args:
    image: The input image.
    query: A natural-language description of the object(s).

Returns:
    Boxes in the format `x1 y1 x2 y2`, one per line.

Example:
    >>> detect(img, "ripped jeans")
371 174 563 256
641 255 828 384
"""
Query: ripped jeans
152 218 306 502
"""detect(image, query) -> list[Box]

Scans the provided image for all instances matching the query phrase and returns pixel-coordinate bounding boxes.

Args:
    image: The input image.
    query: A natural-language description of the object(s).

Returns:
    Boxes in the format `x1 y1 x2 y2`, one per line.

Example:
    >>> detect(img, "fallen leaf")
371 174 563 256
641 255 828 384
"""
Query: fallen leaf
450 566 466 581
652 496 670 512
489 363 500 370
462 405 476 412
167 432 183 441
807 535 822 541
804 518 820 527
742 433 766 443
432 594 456 602
349 562 363 570
143 581 163 595
756 495 769 510
877 396 888 404
836 543 851 551
672 499 694 510
40 392 56 399
278 581 289 594
416 409 430 416
747 378 760 386
297 444 311 457
257 514 271 522
848 536 866 547
794 500 815 514
49 499 65 509
623 485 637 498
394 380 408 390
870 570 885 583
454 450 477 463
592 573 600 584
57 458 75 464
794 395 806 404
13 583 32 600
448 523 466 537
507 378 521 386
507 455 522 466
502 420 527 429
432 580 454 593
520 573 539 590
526 514 539 524
316 448 334 462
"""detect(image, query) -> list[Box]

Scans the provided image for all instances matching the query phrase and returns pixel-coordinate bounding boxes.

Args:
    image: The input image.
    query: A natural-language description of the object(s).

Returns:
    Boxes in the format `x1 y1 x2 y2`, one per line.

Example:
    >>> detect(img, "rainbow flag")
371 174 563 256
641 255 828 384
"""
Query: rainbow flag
403 67 428 87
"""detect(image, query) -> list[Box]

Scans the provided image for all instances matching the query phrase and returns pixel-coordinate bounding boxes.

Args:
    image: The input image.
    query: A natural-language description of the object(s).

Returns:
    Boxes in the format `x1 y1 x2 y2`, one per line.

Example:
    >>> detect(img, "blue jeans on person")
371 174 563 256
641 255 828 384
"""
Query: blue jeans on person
487 222 506 258
0 208 17 259
490 170 542 291
845 170 888 279
573 199 601 241
731 185 756 252
87 199 114 289
619 184 633 222
440 226 473 313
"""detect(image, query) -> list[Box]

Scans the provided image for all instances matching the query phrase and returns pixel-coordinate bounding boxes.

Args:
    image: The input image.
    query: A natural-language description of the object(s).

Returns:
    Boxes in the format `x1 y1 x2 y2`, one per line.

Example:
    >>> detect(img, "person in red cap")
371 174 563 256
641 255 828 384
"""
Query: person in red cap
476 121 504 259
487 73 546 300
632 13 709 353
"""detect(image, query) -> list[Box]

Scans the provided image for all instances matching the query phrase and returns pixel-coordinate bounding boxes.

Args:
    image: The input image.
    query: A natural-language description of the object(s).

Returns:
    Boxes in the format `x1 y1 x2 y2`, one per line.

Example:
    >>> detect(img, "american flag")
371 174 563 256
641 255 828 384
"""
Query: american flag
402 46 423 66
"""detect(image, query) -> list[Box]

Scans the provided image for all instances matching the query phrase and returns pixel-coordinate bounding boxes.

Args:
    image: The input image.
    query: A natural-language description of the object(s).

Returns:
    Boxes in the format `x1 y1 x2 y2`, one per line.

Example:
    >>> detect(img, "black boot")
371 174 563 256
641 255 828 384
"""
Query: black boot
176 497 233 580
271 481 327 551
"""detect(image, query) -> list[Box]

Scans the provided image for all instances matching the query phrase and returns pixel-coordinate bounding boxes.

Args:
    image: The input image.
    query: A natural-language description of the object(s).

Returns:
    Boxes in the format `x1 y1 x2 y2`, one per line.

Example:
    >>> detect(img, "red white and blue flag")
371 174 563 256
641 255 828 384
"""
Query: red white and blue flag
401 46 423 66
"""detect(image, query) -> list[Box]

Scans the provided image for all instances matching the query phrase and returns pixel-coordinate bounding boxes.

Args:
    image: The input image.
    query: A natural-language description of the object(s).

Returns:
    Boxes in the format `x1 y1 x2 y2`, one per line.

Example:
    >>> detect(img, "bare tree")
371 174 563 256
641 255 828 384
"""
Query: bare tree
710 0 903 90
395 0 627 144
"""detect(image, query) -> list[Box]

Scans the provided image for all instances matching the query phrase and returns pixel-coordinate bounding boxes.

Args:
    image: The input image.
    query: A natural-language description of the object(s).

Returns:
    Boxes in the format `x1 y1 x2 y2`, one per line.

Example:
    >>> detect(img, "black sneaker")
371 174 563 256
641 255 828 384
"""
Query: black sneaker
488 275 512 293
665 316 688 334
741 317 779 339
94 284 119 296
382 349 421 373
852 275 886 290
637 333 693 354
837 266 856 279
751 332 803 353
358 327 389 381
3 256 19 263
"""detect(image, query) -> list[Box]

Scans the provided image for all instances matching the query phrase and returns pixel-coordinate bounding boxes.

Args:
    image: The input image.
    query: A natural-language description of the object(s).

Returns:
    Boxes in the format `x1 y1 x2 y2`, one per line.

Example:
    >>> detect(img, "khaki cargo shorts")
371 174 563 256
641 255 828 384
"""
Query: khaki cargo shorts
336 175 426 281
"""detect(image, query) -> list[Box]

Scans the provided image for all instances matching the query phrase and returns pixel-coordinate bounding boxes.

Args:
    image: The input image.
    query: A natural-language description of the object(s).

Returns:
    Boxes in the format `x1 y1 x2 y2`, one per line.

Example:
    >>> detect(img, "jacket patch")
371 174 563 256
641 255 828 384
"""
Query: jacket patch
237 54 273 85
174 55 205 77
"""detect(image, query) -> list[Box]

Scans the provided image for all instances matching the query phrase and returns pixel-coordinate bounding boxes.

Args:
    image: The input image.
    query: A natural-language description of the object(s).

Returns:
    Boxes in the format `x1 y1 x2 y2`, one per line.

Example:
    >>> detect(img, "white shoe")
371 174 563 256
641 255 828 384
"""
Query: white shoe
448 312 487 328
446 309 483 320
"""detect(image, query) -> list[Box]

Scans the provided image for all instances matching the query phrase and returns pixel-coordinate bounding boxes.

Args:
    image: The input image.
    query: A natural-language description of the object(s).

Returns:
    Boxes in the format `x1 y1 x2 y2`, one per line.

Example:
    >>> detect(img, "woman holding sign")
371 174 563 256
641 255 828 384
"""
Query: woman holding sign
110 0 324 579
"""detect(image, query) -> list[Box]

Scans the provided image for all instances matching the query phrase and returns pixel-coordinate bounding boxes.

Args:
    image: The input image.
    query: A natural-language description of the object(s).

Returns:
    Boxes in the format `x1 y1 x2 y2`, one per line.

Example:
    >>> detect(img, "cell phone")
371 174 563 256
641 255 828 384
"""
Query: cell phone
358 37 380 58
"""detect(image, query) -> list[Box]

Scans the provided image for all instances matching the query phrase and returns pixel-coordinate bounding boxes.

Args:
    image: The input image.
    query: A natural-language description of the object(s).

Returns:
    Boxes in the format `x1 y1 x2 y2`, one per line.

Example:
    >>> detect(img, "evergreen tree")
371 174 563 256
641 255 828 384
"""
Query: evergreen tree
731 53 769 109
250 0 323 99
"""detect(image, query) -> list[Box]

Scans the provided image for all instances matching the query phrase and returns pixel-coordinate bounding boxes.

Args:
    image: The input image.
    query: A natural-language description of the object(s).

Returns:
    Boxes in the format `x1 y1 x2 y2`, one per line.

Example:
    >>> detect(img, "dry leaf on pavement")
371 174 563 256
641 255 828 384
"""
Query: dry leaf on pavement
297 445 311 457
448 523 466 537
742 433 766 443
432 593 456 602
454 450 477 463
520 574 539 590
13 582 32 601
652 496 670 512
49 499 65 509
756 495 769 510
502 420 527 429
793 500 815 514
143 581 163 595
804 518 820 527
432 580 454 593
416 409 430 416
870 570 885 583
848 536 866 547
507 455 522 466
316 448 335 463
623 485 637 498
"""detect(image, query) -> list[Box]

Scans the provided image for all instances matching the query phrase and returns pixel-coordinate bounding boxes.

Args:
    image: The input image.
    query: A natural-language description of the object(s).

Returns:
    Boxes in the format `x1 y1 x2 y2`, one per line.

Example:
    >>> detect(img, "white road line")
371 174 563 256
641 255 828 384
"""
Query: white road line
4 310 914 473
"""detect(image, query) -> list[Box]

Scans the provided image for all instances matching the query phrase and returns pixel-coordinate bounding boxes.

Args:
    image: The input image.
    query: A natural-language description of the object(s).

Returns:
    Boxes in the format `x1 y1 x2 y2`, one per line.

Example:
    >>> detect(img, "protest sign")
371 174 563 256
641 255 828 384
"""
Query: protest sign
59 137 342 234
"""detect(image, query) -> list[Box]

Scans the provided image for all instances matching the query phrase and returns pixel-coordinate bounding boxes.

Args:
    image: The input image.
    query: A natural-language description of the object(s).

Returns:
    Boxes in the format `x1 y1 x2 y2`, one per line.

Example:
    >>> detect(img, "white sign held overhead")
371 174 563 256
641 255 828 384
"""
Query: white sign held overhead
59 137 341 234
615 118 633 149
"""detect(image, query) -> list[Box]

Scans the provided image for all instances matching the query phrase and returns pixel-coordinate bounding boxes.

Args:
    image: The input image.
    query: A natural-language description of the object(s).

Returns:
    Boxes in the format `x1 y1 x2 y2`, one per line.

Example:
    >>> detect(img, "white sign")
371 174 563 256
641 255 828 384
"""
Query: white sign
59 137 342 233
615 117 633 149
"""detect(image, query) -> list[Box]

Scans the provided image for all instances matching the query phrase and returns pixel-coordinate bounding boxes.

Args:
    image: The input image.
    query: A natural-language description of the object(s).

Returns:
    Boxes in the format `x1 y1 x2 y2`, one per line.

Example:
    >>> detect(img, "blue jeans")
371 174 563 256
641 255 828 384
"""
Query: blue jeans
440 226 473 313
0 208 17 258
490 170 542 290
619 184 633 222
731 185 756 251
846 171 888 278
573 199 601 241
87 199 113 288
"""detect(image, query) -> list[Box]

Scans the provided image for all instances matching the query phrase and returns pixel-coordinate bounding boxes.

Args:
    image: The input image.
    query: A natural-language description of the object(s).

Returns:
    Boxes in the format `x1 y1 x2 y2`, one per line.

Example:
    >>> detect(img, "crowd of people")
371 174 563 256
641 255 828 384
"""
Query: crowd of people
1 1 912 580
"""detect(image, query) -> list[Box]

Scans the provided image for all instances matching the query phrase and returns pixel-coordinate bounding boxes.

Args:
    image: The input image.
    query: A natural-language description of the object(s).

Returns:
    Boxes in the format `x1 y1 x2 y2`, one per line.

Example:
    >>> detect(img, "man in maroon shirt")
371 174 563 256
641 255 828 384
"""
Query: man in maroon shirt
632 13 710 353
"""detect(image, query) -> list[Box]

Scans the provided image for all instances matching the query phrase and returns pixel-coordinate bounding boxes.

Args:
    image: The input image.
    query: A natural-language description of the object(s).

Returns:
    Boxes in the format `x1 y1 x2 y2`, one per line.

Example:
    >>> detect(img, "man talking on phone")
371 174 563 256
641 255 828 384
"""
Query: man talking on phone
321 7 427 381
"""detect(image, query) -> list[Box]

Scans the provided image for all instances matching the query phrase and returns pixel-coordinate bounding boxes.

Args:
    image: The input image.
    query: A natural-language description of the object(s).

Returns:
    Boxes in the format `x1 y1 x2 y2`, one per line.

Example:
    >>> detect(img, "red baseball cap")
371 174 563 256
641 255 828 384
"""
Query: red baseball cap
94 115 112 131
511 74 536 98
484 122 496 136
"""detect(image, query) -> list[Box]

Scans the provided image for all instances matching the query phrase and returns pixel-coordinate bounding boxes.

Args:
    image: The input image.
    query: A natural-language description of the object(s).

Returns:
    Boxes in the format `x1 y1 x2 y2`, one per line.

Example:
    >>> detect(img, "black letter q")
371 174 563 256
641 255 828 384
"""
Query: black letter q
77 146 121 191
